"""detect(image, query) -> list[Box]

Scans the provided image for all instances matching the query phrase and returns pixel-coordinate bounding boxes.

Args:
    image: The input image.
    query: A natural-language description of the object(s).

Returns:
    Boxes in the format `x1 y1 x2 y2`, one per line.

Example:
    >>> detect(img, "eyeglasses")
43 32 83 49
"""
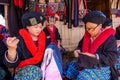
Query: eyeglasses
86 24 99 31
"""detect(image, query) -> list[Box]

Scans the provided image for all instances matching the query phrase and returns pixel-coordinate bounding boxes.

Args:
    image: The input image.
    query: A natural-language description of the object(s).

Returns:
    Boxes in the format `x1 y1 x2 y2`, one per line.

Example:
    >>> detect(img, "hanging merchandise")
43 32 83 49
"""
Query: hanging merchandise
14 0 23 8
68 0 72 28
73 0 79 27
47 2 59 14
55 0 66 21
111 0 120 17
29 1 37 12
116 0 120 17
78 0 88 26
48 0 56 3
36 3 47 16
8 0 29 36
37 0 47 16
0 0 9 4
29 0 48 16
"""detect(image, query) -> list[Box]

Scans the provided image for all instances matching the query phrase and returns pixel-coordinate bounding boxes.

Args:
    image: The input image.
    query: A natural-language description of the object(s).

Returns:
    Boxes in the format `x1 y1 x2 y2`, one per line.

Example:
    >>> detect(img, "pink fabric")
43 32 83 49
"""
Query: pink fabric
41 48 62 80
45 56 62 80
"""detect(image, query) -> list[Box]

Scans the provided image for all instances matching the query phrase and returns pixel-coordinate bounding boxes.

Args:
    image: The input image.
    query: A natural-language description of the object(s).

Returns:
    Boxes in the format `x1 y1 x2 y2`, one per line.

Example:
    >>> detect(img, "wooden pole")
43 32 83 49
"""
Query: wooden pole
4 5 8 30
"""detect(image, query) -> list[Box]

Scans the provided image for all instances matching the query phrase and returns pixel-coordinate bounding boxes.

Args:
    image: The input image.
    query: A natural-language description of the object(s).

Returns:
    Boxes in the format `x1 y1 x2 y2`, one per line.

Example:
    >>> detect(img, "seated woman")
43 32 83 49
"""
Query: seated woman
3 12 46 80
64 11 118 80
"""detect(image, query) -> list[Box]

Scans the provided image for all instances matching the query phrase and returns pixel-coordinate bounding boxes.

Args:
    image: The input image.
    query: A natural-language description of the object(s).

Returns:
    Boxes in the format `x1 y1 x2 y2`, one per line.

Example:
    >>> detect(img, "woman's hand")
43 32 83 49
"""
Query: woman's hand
116 40 120 47
74 49 81 58
6 37 19 50
6 37 19 61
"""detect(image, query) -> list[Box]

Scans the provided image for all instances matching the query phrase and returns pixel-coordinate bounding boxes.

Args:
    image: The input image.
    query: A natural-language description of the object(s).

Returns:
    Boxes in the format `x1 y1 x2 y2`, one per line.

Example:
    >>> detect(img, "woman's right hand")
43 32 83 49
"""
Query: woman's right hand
6 37 19 50
6 37 19 61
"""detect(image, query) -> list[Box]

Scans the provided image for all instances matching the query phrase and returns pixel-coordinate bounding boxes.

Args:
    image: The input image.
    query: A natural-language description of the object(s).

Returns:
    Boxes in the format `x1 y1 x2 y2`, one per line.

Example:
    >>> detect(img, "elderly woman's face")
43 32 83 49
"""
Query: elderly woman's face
86 22 102 37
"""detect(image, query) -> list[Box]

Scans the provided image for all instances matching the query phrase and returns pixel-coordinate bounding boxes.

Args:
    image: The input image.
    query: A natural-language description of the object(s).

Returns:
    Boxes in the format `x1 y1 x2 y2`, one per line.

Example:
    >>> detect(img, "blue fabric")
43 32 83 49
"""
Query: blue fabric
0 67 6 80
65 60 79 79
115 48 120 70
76 66 110 80
14 65 42 80
65 60 110 80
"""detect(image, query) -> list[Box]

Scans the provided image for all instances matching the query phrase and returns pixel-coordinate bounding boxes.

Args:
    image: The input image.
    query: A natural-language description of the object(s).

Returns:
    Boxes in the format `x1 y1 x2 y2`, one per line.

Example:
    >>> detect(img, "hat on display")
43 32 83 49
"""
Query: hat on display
82 10 106 24
21 12 46 27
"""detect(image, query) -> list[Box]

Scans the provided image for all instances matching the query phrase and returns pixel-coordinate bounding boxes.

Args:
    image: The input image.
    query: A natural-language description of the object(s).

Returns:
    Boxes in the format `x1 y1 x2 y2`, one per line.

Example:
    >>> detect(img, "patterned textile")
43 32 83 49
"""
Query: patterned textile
29 1 36 12
48 3 59 13
0 25 10 43
65 60 79 79
76 66 110 80
14 65 42 80
65 60 110 80
37 3 47 15
115 48 120 70
0 67 6 80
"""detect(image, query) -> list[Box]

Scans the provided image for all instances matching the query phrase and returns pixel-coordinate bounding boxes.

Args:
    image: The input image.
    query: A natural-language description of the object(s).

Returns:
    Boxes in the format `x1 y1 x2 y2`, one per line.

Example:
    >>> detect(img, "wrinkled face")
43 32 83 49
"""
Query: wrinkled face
27 23 43 37
86 22 102 37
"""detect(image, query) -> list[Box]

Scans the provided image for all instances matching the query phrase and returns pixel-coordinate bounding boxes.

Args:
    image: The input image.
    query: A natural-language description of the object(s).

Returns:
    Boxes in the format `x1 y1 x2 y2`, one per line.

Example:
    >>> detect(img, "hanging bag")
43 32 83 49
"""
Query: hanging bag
78 0 88 26
110 0 119 14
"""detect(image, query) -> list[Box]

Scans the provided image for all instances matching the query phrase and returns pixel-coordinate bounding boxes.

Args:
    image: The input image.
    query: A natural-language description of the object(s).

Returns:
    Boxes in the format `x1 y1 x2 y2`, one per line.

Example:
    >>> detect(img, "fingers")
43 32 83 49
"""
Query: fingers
74 50 81 58
6 37 19 50
7 37 19 44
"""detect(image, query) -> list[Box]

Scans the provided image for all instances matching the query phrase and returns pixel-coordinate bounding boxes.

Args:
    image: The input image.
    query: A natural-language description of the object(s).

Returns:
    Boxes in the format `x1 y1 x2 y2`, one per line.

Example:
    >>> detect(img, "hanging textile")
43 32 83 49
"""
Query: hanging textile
36 3 47 16
111 0 120 15
78 0 88 26
64 0 68 25
73 0 79 27
8 0 28 36
78 0 86 26
68 0 72 28
58 1 66 21
47 2 59 14
0 5 4 17
0 0 9 4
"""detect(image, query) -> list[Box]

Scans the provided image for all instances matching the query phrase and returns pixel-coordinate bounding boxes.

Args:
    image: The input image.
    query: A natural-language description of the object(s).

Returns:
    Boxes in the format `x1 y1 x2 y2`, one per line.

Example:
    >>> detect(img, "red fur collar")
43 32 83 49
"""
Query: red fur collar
16 29 46 71
82 28 115 54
